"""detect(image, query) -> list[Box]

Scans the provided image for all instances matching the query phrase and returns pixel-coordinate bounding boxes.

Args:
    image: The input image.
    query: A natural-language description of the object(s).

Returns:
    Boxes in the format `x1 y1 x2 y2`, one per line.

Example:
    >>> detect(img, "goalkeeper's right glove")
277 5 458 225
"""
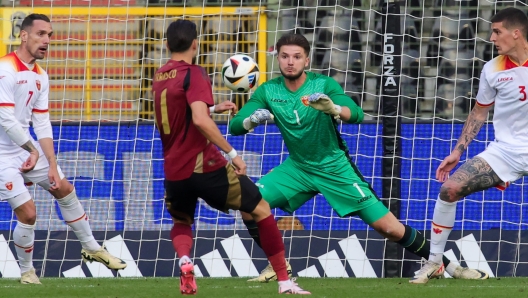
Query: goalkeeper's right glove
243 109 274 131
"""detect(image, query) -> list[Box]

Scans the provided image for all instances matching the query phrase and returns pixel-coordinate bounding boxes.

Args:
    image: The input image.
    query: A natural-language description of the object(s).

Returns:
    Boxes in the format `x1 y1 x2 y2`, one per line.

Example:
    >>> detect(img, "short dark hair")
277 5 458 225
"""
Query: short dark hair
166 19 198 53
276 33 311 56
21 13 51 32
490 7 528 38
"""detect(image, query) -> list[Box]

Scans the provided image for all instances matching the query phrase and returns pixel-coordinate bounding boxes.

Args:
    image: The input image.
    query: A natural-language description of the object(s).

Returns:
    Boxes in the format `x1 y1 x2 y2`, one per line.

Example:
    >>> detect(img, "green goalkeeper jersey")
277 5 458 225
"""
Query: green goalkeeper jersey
230 72 364 168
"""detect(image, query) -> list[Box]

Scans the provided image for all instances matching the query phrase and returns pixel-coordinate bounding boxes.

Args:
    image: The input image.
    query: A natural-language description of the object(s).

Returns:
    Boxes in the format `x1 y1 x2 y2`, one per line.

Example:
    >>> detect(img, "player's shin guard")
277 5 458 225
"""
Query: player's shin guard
57 189 100 251
257 214 289 281
171 223 193 259
14 221 35 274
430 198 456 264
243 219 262 248
397 225 452 267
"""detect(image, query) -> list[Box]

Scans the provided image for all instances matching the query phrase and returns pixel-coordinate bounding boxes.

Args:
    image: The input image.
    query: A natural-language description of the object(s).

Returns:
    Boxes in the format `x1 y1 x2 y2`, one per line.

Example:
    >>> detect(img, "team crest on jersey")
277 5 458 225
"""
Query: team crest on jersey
36 80 41 91
5 182 12 191
301 95 309 106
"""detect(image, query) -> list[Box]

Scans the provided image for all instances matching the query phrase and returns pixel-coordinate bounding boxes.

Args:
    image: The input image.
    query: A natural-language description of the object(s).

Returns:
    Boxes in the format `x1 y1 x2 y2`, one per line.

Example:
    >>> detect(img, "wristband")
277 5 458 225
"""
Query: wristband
227 148 238 159
209 105 216 113
334 104 342 115
242 117 253 131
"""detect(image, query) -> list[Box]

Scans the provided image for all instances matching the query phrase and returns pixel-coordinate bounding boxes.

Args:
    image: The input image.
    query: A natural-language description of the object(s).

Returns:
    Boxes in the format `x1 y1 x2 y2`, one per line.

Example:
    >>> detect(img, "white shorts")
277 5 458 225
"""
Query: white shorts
476 141 528 186
0 151 65 205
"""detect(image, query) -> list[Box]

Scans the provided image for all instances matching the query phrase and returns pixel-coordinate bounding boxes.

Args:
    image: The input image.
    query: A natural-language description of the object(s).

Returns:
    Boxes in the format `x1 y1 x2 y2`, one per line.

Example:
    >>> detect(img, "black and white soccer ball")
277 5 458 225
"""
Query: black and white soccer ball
221 54 260 92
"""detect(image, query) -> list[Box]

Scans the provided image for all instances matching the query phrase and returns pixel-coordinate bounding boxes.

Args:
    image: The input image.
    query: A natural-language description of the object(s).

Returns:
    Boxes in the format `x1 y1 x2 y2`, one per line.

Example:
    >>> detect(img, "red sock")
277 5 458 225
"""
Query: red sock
257 215 288 281
170 223 193 259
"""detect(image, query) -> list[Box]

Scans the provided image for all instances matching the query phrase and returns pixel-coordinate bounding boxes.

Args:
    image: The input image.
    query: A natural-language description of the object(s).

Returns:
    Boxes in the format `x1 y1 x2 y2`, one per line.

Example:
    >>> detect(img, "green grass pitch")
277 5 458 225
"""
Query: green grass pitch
0 277 527 297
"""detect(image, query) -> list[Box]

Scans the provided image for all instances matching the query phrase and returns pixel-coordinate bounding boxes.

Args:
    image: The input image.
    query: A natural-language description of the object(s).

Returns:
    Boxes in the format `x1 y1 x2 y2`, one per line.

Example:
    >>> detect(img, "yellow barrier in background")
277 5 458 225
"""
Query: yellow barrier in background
0 7 267 121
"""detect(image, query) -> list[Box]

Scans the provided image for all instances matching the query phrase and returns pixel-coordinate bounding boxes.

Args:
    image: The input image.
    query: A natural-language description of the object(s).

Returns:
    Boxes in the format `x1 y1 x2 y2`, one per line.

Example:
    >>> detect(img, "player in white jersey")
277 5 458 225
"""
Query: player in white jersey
0 14 127 284
411 7 528 284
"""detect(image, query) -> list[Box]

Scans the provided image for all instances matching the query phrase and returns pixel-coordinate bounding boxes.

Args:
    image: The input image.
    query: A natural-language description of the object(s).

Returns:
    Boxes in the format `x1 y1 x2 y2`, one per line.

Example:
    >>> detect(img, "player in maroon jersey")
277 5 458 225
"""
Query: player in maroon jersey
152 19 310 295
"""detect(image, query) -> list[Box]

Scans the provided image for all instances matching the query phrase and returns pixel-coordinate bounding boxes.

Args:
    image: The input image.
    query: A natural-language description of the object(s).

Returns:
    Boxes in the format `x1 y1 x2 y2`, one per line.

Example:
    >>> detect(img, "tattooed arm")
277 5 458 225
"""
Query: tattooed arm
20 140 38 154
452 104 491 156
436 103 492 182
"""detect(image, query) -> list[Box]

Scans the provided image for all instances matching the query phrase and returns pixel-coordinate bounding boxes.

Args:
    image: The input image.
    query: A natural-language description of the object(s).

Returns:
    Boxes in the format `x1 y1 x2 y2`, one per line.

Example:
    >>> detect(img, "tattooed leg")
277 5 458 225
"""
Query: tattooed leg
439 157 503 202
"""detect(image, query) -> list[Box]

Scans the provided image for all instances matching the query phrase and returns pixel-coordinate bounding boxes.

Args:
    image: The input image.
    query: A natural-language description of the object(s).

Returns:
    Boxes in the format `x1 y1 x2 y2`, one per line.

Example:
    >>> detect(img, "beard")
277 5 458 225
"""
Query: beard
33 51 45 60
279 67 304 81
30 47 45 60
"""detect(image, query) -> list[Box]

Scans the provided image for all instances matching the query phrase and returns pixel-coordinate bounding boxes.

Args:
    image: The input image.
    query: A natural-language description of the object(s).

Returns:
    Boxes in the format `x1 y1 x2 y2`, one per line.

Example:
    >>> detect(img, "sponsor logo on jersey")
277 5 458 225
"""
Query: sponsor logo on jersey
5 182 12 191
497 77 513 82
16 80 27 84
301 95 309 106
36 79 41 91
271 98 287 103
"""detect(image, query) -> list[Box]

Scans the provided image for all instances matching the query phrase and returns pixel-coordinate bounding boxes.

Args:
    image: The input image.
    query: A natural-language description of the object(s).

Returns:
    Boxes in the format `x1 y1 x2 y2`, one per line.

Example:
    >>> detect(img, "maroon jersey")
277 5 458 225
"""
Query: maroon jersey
153 60 227 181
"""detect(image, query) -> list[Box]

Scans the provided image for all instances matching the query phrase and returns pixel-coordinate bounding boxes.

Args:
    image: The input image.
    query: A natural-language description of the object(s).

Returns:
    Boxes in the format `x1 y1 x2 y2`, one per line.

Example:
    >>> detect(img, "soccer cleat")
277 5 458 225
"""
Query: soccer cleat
409 261 445 284
20 268 41 284
451 266 489 280
278 278 311 295
180 261 197 295
81 245 127 270
247 261 293 282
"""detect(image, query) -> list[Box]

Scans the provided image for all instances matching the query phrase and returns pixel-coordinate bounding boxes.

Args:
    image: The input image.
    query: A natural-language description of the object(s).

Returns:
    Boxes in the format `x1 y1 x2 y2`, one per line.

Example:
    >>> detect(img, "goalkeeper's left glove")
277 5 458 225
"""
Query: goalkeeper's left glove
307 93 342 119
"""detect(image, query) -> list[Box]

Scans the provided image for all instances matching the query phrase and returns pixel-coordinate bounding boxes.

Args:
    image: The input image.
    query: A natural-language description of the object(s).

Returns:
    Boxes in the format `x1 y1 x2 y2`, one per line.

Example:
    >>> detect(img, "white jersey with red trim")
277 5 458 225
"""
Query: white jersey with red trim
0 52 50 157
476 55 528 147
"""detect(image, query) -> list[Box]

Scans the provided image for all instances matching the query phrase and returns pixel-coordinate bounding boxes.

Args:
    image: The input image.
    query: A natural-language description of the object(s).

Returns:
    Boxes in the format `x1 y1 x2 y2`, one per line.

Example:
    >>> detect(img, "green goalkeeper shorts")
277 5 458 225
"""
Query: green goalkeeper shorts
256 158 389 224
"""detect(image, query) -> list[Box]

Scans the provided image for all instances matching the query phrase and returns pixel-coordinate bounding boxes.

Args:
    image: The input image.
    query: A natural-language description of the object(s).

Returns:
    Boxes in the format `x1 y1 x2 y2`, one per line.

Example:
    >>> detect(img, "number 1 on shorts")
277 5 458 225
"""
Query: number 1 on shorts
353 182 366 197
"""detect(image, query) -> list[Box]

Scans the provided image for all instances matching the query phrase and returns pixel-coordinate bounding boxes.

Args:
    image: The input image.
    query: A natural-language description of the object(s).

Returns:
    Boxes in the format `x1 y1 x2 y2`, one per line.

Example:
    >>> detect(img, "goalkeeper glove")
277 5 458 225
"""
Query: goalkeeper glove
243 109 274 131
307 93 342 119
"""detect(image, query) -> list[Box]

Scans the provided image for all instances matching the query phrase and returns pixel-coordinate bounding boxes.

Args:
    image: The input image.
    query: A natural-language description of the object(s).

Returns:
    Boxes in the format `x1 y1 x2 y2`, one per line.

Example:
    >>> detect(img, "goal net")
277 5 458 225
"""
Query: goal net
0 0 525 278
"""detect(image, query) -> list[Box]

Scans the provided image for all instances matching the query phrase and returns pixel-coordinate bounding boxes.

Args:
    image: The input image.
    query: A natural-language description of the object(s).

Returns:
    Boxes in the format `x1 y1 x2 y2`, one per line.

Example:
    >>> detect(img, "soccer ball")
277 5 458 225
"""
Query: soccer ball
221 54 260 92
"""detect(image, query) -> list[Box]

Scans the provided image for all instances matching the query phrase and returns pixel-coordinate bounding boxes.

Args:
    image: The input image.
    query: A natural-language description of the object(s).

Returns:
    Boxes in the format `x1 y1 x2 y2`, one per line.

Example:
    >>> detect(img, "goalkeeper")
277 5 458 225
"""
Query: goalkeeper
230 33 489 283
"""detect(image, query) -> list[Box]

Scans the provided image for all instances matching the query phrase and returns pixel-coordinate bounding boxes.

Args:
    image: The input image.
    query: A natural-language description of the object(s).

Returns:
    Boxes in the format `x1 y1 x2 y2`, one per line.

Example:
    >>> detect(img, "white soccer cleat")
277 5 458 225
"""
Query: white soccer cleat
247 261 292 282
451 266 489 280
81 245 127 270
20 268 41 284
278 278 311 295
409 261 445 284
